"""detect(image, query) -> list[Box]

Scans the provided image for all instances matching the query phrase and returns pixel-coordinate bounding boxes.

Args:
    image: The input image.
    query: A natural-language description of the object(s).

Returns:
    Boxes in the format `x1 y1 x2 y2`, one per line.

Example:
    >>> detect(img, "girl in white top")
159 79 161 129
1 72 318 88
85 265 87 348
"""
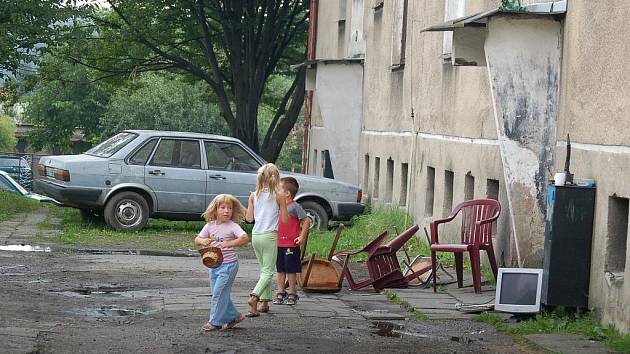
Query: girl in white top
245 163 288 317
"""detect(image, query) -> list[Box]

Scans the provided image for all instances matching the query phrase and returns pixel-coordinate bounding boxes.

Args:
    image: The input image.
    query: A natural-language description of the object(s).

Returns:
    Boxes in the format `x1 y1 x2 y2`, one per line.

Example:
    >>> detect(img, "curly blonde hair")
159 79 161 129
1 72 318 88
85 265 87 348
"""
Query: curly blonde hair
201 194 246 224
255 163 280 199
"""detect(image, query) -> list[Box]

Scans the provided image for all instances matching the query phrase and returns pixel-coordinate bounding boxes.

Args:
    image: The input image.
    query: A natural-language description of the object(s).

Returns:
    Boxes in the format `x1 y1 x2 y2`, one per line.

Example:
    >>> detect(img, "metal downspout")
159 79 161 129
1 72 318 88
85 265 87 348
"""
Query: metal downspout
301 0 318 174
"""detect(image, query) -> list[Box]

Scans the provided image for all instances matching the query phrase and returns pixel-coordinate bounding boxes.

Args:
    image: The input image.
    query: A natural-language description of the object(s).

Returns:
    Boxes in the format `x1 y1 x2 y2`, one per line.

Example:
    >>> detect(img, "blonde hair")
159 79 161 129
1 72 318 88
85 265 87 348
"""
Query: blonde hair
255 163 280 199
201 194 246 223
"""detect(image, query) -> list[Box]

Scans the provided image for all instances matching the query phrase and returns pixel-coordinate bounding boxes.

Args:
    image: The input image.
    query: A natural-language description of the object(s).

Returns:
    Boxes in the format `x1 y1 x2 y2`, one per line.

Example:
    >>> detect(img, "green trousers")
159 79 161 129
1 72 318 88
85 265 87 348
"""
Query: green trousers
251 231 278 301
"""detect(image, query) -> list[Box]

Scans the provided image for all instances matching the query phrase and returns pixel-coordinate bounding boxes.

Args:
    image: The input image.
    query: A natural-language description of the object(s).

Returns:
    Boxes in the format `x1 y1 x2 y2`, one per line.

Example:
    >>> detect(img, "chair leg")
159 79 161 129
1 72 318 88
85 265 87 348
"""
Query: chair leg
431 251 437 293
470 250 482 294
486 246 498 280
454 253 464 288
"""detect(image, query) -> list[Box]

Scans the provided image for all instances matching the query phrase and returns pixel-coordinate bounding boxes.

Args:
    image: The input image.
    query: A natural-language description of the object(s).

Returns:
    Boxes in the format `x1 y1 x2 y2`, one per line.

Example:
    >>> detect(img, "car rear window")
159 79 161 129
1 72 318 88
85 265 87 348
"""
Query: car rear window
0 157 26 167
85 132 138 158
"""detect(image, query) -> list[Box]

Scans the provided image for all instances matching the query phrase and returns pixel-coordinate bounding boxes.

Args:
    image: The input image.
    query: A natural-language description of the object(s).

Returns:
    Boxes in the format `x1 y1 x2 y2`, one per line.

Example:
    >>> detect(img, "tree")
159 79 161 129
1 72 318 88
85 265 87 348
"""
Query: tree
0 114 17 152
70 0 308 162
0 1 76 79
24 55 108 153
101 73 229 138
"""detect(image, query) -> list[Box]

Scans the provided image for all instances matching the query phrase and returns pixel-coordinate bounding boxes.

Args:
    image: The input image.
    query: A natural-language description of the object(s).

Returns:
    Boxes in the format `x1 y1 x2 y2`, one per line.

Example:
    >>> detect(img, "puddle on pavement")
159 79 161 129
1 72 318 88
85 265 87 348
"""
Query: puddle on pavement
0 245 51 252
370 322 403 338
85 305 150 317
55 285 159 299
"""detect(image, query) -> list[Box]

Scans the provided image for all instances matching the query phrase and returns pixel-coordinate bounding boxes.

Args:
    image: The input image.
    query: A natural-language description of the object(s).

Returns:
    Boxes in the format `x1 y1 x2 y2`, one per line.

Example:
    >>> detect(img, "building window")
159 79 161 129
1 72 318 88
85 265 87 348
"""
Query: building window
338 0 347 57
399 163 409 206
386 158 394 202
443 170 454 216
312 149 318 176
373 157 381 199
443 0 465 63
606 196 629 273
464 173 475 200
425 166 435 217
391 0 409 66
486 179 499 200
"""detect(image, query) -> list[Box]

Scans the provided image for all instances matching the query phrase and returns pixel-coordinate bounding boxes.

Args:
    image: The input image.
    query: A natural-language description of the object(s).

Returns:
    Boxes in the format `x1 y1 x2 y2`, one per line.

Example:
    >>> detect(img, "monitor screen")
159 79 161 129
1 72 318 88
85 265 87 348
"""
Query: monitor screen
499 273 538 305
494 268 543 313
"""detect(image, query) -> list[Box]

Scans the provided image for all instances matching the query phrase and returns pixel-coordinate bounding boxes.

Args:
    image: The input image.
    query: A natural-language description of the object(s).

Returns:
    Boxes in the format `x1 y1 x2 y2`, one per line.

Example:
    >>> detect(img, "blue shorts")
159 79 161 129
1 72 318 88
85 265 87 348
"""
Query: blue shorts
276 247 302 273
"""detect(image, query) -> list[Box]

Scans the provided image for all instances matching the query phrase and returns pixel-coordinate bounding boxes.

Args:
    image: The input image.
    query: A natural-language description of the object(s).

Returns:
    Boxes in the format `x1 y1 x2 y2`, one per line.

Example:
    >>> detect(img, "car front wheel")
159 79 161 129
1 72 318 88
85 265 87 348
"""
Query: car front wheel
104 191 149 231
300 201 329 231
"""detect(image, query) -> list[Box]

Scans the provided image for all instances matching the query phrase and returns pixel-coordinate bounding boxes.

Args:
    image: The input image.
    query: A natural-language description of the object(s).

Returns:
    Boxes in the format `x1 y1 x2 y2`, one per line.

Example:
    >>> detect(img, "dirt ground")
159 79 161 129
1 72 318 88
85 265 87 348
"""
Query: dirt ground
0 209 533 353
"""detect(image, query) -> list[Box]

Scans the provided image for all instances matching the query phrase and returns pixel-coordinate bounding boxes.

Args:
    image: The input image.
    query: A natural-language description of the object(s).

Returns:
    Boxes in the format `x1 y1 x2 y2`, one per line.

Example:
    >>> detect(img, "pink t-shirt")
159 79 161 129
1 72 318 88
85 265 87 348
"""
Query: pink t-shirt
198 220 246 264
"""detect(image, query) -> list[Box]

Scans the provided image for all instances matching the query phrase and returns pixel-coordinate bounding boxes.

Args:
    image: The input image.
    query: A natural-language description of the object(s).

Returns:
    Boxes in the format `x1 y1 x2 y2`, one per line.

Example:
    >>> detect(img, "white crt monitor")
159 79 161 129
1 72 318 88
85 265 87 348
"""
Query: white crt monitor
494 268 543 313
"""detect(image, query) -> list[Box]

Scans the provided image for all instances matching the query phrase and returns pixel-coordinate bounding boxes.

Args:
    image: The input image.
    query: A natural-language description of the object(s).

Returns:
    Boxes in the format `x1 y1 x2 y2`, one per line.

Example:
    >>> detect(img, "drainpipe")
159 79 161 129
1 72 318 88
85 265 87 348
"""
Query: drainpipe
301 0 318 174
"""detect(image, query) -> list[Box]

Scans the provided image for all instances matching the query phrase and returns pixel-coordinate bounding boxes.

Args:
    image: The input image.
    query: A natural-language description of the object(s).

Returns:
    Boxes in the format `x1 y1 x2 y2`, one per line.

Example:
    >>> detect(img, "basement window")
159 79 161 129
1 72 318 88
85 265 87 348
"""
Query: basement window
465 173 474 200
425 166 435 217
373 157 380 199
400 163 409 206
364 154 370 194
486 178 499 200
386 158 394 202
606 196 629 274
443 170 454 216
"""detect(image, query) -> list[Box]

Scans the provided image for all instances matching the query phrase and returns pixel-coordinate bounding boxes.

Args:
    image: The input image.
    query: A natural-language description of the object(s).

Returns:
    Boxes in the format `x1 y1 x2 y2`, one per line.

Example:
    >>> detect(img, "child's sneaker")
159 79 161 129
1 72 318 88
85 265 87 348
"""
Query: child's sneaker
286 293 299 306
272 292 287 305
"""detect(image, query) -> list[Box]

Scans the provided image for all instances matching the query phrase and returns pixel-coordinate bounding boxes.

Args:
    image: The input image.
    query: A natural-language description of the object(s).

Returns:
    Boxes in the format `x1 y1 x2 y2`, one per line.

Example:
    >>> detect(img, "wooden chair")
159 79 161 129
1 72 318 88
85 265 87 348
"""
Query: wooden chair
430 199 501 294
332 224 424 291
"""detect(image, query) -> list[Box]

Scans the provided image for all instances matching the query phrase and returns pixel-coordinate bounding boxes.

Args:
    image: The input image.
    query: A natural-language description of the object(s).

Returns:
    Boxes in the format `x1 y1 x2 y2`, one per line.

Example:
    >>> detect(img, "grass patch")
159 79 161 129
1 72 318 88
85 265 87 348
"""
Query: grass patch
475 309 630 353
382 289 428 320
304 207 428 261
0 190 44 222
47 207 206 250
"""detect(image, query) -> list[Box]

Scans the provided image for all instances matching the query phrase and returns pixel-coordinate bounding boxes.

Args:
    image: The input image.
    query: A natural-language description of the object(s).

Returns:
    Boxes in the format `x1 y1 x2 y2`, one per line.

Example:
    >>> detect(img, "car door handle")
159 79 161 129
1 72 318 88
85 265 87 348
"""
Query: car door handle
208 174 226 180
148 170 165 176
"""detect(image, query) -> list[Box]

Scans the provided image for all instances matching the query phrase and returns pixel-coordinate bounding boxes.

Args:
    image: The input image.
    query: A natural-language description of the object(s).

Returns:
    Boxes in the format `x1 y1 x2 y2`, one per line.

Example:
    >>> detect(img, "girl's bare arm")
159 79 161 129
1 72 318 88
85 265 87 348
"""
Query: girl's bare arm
245 192 255 223
277 194 288 224
221 234 249 248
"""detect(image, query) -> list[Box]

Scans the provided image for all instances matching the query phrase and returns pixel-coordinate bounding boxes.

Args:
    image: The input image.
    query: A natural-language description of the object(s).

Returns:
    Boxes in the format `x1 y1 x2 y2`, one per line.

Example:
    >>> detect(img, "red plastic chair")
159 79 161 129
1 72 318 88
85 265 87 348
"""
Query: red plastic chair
430 199 501 294
332 224 423 291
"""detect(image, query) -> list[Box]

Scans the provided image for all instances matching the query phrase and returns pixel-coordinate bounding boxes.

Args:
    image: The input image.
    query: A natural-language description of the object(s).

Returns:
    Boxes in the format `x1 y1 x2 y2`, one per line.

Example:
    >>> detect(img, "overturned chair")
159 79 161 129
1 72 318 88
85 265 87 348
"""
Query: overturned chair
332 224 425 292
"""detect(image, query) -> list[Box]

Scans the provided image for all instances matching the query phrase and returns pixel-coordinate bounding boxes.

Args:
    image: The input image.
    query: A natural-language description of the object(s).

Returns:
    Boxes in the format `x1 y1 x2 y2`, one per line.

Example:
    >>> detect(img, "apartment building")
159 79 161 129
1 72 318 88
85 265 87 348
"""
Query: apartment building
304 0 630 332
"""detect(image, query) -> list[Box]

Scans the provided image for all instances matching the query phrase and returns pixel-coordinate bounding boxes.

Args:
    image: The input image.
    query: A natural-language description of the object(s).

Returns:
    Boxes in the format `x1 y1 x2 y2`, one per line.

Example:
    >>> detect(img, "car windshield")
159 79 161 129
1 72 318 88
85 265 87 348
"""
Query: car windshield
85 132 138 158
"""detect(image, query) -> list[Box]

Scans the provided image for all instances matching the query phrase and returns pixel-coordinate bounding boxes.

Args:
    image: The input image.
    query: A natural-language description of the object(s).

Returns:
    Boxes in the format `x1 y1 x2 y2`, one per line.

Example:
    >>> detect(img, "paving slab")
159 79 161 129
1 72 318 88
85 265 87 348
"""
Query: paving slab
525 334 616 354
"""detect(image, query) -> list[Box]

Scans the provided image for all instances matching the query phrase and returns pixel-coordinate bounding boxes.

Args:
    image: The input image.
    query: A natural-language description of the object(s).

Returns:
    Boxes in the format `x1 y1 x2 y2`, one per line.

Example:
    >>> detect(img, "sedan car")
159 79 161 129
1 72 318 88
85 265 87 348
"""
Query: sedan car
0 155 32 190
34 130 364 231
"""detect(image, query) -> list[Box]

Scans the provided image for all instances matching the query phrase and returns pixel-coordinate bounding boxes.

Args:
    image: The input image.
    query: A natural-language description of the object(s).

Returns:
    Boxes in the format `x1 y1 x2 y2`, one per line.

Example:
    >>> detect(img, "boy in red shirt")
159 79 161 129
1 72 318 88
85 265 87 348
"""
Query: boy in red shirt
273 177 310 305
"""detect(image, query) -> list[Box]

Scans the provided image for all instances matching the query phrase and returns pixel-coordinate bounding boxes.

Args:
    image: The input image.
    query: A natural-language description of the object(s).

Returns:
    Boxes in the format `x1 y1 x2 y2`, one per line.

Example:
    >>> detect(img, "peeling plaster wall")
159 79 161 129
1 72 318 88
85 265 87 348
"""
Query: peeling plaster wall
309 63 363 185
484 16 562 267
557 1 630 333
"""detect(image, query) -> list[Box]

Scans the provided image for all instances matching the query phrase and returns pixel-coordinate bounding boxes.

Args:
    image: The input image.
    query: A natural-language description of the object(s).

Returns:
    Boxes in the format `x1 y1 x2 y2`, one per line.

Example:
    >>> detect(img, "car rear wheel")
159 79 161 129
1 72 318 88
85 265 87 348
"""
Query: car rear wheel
104 191 149 231
300 201 329 231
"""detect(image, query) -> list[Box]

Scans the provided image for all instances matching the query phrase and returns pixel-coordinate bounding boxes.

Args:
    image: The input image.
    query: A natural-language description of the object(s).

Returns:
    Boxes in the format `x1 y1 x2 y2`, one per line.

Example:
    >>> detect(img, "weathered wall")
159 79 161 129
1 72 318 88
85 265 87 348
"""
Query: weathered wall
485 16 562 266
309 63 363 185
557 1 630 332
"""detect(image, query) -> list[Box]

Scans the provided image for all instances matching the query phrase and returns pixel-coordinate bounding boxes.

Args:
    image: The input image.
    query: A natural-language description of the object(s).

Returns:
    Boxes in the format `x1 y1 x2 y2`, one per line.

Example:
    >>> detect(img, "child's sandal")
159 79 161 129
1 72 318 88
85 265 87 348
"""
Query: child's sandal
272 292 287 305
286 293 299 306
246 293 260 317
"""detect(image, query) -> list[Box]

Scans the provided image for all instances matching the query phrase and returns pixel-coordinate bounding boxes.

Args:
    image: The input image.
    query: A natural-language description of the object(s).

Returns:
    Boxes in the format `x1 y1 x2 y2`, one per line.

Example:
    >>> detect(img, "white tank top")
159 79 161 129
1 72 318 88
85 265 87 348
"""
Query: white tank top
252 190 279 233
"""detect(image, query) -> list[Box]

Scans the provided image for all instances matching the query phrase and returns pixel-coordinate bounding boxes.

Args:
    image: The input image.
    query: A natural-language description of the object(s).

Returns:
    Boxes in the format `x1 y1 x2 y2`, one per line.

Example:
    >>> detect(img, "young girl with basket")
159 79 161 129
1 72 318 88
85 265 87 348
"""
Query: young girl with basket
195 194 249 332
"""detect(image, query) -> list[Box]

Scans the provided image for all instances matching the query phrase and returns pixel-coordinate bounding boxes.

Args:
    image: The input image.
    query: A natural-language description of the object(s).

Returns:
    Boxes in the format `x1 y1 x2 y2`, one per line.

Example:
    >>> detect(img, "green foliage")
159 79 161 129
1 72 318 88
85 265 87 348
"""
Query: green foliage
0 1 76 79
0 191 42 222
475 310 630 353
305 207 427 262
24 55 109 152
500 0 526 12
46 207 203 250
0 114 17 152
69 1 308 161
100 73 229 138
